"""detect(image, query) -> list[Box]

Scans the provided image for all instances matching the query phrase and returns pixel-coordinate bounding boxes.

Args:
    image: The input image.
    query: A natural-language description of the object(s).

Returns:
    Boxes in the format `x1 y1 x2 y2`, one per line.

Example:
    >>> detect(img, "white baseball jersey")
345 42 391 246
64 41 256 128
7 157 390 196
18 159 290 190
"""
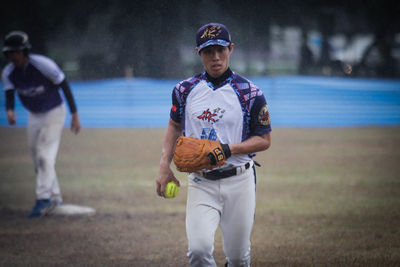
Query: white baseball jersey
170 69 271 168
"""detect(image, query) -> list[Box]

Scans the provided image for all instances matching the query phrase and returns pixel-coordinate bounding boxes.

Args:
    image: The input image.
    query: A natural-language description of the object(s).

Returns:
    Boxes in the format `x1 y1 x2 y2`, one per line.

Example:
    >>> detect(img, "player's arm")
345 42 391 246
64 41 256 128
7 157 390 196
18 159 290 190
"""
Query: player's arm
59 79 81 134
228 133 271 155
156 118 182 198
5 89 16 125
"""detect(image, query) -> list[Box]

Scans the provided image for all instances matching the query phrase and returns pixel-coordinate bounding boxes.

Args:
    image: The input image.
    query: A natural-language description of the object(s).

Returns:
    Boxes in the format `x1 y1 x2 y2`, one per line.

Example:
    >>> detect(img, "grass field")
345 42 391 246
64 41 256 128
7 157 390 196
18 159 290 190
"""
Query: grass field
0 127 399 266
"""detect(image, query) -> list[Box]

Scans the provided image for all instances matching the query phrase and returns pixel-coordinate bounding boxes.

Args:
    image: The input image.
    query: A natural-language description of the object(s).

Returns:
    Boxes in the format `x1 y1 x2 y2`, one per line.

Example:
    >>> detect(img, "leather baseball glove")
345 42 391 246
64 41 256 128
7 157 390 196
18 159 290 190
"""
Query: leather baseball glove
173 136 231 173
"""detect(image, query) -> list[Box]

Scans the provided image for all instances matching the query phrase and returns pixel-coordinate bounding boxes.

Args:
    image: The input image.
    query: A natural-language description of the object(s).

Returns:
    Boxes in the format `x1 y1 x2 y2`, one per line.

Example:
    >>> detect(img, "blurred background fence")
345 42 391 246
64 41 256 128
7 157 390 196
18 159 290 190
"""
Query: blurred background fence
1 76 399 128
1 1 400 80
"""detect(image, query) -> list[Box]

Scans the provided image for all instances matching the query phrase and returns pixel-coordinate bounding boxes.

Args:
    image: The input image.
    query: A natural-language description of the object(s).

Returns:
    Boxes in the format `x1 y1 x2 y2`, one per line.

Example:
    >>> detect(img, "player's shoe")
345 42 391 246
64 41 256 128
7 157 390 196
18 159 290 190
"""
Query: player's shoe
28 199 56 218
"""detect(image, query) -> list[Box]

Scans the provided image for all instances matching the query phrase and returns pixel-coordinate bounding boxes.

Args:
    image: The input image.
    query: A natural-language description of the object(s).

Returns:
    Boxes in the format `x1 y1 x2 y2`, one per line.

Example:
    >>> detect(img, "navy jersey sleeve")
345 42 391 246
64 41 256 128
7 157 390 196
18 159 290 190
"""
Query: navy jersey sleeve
249 93 271 136
169 74 203 125
170 86 181 123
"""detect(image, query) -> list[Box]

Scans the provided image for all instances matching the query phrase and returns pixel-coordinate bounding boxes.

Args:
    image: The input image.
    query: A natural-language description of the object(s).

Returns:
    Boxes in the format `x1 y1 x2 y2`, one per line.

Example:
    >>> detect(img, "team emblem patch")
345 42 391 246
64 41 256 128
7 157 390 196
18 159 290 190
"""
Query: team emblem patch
258 104 270 126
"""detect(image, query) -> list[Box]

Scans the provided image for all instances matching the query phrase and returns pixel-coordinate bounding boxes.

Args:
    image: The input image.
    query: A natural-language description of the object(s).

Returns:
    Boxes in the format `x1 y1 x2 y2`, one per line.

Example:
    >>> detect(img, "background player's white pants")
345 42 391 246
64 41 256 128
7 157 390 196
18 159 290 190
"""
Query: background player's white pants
27 104 65 203
186 162 256 267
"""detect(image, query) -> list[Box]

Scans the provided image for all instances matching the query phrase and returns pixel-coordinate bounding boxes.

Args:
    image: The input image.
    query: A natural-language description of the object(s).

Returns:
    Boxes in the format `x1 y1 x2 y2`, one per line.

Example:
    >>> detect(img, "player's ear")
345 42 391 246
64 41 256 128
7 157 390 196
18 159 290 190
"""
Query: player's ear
195 47 200 55
228 43 234 54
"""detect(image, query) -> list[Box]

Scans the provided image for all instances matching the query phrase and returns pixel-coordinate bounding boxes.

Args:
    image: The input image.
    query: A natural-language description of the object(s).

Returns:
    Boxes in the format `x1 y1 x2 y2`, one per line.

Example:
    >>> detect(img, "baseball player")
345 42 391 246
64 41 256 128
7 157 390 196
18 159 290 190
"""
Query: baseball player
1 31 81 217
156 23 271 266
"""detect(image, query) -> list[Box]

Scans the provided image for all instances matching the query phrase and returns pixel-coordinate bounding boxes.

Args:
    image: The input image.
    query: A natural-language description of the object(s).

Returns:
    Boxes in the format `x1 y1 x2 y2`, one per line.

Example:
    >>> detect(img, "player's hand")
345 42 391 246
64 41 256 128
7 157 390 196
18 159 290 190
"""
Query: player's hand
6 110 16 125
156 165 180 198
70 112 81 134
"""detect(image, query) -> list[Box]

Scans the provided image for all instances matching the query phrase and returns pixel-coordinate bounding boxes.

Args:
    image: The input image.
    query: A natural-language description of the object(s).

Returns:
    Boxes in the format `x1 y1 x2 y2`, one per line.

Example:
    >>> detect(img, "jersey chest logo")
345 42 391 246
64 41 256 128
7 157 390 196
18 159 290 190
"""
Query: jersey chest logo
197 107 225 141
197 107 225 123
17 85 45 97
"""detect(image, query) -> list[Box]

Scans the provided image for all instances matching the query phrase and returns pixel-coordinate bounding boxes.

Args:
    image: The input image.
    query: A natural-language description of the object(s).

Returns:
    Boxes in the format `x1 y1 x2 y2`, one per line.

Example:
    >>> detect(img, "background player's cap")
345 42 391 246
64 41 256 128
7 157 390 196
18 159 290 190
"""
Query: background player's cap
2 31 32 53
196 23 231 52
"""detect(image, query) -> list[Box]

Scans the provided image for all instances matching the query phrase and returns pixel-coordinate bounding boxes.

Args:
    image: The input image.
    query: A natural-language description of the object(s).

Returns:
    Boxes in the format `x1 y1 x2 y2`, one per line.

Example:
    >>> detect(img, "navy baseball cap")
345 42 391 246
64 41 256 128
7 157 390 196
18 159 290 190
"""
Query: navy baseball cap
196 23 231 52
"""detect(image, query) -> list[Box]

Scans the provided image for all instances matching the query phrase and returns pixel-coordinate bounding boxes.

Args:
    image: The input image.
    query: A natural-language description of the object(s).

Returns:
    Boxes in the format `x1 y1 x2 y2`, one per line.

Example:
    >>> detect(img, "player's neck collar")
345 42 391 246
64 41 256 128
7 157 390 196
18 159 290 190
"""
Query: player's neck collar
205 68 232 87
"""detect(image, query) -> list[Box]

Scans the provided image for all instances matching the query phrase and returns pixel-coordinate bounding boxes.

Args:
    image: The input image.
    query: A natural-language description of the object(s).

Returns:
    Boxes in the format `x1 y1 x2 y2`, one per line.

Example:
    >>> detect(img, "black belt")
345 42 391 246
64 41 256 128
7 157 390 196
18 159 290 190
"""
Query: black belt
201 162 251 180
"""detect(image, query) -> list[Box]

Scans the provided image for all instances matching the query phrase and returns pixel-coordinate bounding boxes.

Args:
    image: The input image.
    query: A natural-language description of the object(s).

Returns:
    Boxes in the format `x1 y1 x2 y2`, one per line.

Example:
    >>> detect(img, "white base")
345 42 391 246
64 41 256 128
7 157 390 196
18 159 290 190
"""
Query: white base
50 204 96 216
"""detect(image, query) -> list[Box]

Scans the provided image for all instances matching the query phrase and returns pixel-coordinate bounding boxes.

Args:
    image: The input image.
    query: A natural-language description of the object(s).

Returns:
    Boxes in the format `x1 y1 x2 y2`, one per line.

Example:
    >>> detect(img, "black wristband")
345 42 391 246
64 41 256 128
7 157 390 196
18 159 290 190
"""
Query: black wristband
208 143 231 165
220 143 231 159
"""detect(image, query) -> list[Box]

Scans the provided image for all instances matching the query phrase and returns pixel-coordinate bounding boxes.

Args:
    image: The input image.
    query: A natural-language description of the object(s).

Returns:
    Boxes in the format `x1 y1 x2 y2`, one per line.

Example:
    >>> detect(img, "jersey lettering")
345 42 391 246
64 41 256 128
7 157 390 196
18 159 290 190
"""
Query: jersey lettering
17 85 45 97
197 108 217 122
213 147 225 162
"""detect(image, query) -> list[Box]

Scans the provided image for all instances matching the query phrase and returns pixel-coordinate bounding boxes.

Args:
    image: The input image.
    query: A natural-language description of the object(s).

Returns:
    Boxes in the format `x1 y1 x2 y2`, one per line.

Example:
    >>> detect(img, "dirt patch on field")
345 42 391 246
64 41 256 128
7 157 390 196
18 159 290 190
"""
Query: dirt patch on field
0 127 399 266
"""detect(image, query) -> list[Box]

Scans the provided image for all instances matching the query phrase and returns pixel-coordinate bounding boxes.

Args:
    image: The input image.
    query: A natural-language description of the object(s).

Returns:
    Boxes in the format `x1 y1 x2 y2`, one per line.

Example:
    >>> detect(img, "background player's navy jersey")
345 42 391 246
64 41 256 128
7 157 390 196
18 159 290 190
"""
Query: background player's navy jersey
1 54 65 113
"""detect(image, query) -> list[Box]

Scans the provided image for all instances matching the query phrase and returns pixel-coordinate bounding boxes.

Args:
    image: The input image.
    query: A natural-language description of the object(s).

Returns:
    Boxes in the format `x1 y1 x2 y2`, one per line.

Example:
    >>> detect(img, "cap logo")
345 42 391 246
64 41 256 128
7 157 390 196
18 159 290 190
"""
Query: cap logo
200 26 222 40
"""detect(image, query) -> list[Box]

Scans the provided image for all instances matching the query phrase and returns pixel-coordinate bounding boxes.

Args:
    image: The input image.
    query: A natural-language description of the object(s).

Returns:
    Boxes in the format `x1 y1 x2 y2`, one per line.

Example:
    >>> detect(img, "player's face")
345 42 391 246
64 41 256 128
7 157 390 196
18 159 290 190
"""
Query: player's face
198 44 234 78
6 51 28 68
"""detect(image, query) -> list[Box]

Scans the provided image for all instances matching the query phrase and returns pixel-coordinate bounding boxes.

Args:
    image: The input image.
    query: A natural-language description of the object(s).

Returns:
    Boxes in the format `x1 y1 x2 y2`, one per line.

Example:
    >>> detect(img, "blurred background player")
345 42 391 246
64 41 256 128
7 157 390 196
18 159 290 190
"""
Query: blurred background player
1 31 81 217
156 23 271 266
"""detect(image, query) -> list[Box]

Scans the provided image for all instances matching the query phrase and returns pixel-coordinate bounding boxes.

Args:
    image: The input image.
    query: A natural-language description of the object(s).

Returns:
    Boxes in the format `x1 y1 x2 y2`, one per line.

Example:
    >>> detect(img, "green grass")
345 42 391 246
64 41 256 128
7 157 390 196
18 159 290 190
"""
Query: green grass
0 127 399 266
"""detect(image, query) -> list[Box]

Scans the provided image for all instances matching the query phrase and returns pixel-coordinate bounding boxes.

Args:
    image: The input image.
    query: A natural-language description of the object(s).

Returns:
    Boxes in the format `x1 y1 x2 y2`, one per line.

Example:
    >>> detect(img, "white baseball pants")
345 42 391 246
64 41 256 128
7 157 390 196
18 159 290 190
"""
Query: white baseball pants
27 104 65 203
186 161 256 267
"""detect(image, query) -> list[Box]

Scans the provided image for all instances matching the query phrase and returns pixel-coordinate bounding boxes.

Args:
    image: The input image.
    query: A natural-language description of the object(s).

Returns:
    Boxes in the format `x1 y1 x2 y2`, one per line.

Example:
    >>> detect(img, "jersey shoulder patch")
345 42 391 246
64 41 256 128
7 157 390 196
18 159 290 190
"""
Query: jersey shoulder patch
258 104 270 126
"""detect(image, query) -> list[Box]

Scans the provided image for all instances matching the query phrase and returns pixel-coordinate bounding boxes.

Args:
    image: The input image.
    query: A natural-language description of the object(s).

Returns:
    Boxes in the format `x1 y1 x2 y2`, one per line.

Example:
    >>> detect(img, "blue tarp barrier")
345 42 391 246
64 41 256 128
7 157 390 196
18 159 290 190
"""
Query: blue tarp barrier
1 76 399 128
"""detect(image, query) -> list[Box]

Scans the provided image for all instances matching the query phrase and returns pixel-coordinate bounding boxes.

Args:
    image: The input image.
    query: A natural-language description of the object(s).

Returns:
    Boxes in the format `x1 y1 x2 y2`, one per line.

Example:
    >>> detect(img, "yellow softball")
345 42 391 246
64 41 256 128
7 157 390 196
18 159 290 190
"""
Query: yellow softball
165 181 179 198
